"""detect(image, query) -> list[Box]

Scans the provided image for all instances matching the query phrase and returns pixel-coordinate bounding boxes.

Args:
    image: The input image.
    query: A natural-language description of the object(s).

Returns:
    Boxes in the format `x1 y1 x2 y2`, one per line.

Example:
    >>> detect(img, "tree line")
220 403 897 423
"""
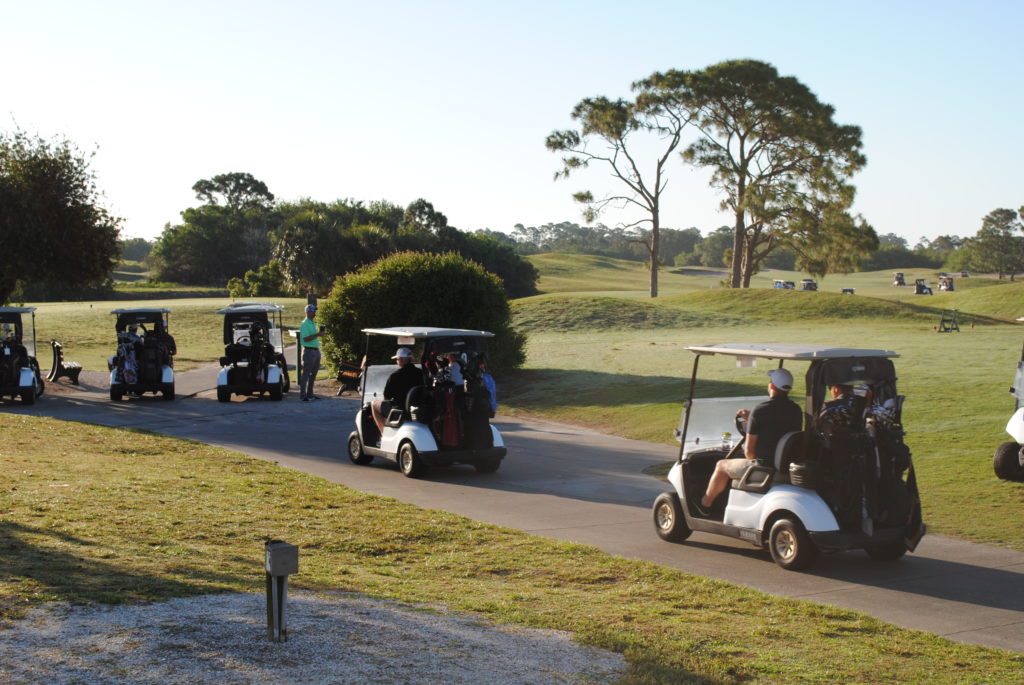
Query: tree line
146 172 539 299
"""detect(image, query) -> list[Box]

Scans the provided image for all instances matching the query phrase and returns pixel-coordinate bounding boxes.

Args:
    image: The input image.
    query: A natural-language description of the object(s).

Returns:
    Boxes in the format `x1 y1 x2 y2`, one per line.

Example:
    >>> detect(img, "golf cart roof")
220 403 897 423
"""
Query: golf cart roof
687 343 899 360
110 308 171 314
362 326 494 338
0 307 36 313
216 303 285 314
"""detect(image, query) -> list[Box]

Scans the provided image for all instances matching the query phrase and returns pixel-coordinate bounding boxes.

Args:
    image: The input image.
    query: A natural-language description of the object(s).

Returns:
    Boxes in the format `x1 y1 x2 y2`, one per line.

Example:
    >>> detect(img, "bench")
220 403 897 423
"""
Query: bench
47 340 82 385
937 309 960 333
336 359 362 395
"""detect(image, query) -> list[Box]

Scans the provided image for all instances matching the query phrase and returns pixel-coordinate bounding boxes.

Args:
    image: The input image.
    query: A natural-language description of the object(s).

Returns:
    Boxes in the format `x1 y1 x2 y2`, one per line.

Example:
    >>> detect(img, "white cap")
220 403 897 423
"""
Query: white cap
767 368 793 391
391 347 412 360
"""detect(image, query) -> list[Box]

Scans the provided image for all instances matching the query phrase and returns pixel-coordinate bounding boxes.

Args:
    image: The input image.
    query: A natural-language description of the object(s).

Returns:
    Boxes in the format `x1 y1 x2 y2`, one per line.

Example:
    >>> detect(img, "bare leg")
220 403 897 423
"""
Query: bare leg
371 400 386 433
702 462 733 508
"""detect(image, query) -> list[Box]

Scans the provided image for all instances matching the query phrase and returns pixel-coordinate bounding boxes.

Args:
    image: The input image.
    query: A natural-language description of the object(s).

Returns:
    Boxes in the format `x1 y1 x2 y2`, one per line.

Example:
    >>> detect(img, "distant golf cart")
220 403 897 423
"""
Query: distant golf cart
653 343 925 571
800 279 818 291
994 344 1024 481
108 308 175 401
938 276 955 292
913 278 933 295
216 303 290 402
348 326 505 478
892 272 906 286
0 307 44 405
773 280 796 290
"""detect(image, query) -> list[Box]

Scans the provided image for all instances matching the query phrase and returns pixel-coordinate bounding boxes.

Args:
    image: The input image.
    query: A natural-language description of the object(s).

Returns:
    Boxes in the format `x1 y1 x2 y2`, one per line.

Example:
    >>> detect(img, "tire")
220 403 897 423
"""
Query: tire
348 431 373 465
217 387 231 403
269 382 283 401
473 457 501 474
398 442 425 478
162 383 175 400
110 386 123 402
993 441 1024 481
865 540 908 561
653 492 692 542
281 366 291 394
768 518 818 571
21 388 35 405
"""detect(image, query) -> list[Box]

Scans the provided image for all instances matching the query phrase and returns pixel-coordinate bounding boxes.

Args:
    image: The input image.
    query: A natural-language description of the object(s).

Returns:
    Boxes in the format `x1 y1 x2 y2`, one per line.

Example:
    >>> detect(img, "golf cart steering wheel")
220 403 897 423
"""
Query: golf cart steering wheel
735 410 749 437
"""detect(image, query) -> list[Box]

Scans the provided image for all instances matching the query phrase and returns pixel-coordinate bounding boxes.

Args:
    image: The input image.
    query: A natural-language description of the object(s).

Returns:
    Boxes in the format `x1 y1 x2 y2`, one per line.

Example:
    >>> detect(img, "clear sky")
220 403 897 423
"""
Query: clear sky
3 1 1021 245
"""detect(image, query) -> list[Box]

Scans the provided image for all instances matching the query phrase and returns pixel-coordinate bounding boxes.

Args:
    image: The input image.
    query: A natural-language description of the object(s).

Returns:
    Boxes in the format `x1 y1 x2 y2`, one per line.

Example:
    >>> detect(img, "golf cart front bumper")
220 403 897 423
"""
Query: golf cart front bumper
418 446 507 466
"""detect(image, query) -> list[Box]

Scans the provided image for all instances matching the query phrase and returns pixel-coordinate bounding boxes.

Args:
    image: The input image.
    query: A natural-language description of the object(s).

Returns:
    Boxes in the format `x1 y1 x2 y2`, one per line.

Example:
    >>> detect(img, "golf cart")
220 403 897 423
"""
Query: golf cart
108 308 175 401
800 279 818 291
938 276 955 292
773 280 796 290
994 344 1024 481
216 303 290 402
0 307 44 405
913 278 933 295
652 343 925 571
892 272 906 286
347 326 505 478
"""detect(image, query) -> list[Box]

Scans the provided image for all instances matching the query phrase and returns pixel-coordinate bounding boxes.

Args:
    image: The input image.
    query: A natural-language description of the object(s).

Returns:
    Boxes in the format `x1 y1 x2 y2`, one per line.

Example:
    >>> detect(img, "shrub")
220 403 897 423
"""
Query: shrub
319 251 526 373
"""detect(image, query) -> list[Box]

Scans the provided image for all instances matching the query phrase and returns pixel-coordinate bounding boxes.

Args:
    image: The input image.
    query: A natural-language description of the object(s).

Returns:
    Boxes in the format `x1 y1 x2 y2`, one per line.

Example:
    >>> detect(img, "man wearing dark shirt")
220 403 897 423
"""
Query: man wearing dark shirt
371 347 422 433
699 368 803 513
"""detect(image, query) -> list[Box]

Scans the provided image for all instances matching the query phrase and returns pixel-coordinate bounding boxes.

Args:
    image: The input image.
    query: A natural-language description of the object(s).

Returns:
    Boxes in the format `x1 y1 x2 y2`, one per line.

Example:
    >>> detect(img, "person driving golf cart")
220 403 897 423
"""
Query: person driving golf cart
108 308 175 401
0 307 45 405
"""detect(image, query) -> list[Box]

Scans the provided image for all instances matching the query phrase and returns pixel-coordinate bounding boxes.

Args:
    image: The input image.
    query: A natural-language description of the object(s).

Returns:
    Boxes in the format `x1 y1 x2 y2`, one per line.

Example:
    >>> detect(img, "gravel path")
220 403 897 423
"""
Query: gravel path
0 592 626 684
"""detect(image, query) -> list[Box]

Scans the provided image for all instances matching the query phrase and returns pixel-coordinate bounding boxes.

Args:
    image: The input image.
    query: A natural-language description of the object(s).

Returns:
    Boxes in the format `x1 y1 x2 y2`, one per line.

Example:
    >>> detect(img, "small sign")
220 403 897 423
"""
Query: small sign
736 356 756 368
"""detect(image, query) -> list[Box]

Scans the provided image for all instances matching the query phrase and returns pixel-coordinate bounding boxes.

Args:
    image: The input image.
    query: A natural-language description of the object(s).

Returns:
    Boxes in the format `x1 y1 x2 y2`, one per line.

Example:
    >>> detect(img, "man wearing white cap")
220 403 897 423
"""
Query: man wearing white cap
698 367 803 515
371 347 422 435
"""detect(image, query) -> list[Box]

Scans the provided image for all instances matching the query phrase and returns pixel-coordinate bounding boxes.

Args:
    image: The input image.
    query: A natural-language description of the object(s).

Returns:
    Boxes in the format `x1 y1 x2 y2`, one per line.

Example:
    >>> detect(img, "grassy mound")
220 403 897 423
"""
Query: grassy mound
661 288 943 323
512 295 740 331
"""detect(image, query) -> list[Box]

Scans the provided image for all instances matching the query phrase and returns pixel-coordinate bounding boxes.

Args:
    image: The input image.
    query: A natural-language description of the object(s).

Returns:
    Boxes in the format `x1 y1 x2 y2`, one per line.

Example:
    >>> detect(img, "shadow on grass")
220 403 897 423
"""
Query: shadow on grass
0 520 240 618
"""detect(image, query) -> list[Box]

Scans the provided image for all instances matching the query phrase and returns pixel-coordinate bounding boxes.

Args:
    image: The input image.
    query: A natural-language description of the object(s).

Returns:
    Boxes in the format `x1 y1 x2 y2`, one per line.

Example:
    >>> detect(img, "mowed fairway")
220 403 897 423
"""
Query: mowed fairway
505 255 1024 550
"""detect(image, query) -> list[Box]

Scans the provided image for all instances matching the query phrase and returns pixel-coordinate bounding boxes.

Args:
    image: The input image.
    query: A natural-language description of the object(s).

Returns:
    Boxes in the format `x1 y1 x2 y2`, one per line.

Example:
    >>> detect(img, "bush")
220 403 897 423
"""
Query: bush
319 251 526 373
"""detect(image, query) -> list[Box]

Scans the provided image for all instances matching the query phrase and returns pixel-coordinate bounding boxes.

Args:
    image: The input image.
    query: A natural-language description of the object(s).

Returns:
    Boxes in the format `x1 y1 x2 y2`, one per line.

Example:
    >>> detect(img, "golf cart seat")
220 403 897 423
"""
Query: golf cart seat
385 385 432 428
731 430 806 493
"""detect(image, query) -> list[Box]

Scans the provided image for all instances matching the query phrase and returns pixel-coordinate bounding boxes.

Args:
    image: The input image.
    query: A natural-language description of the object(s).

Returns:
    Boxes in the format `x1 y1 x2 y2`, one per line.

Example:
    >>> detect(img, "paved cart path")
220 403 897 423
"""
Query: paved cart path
9 366 1024 654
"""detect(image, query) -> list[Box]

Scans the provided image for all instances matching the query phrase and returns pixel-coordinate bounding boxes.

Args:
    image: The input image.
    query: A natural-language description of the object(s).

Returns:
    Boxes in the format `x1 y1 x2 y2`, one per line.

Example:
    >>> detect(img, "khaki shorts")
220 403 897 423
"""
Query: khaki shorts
721 457 754 479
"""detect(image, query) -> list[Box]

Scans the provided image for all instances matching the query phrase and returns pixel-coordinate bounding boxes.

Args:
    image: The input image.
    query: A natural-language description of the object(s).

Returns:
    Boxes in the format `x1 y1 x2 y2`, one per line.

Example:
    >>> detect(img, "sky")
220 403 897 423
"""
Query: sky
3 1 1022 245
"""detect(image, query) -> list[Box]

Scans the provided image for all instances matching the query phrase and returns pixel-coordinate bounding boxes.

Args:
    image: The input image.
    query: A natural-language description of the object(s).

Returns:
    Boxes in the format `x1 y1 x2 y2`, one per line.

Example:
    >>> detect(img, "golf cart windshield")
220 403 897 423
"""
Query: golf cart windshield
678 343 900 452
0 307 35 357
217 303 285 353
111 308 171 333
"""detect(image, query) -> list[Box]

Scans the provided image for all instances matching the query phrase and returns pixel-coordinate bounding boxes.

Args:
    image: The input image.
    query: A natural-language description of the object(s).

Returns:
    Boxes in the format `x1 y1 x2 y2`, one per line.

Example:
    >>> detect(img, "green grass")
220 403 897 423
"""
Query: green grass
25 297 310 372
1 414 1019 683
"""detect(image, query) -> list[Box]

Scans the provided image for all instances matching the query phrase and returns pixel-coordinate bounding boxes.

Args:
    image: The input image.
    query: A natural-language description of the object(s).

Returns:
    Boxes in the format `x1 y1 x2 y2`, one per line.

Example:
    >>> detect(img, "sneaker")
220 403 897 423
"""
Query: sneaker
300 396 308 402
693 499 712 517
308 395 318 401
374 440 381 448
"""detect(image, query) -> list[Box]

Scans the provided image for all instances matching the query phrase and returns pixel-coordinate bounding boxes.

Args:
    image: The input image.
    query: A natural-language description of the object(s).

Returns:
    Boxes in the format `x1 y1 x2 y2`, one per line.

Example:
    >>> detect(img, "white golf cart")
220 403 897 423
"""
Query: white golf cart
994 343 1024 481
653 343 925 571
347 326 505 478
108 308 175 401
216 303 290 402
0 307 44 405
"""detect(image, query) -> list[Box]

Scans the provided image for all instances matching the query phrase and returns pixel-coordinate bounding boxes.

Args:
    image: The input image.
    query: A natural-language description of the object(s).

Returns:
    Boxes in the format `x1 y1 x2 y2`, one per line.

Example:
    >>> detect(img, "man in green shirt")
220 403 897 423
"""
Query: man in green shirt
298 304 322 401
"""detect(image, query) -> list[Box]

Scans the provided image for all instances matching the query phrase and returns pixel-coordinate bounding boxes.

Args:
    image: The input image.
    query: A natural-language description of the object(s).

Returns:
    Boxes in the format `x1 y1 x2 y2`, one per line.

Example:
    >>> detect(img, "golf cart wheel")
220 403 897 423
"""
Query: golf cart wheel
110 386 123 402
282 367 290 394
993 442 1024 481
348 431 372 465
217 387 231 403
473 457 501 474
398 442 425 478
269 382 283 401
768 518 818 571
653 492 692 542
162 383 175 400
20 388 35 406
864 540 908 561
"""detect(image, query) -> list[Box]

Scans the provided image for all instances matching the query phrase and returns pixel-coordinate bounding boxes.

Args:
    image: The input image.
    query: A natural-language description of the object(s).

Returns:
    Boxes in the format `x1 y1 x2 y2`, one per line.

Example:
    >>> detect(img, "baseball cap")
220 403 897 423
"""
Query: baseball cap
767 368 794 391
305 304 317 313
391 347 412 359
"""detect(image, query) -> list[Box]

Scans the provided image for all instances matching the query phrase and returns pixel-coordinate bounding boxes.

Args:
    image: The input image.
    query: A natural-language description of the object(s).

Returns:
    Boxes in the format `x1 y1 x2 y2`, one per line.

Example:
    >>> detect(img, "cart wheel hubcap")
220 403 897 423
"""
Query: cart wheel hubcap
775 529 796 560
656 504 673 530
